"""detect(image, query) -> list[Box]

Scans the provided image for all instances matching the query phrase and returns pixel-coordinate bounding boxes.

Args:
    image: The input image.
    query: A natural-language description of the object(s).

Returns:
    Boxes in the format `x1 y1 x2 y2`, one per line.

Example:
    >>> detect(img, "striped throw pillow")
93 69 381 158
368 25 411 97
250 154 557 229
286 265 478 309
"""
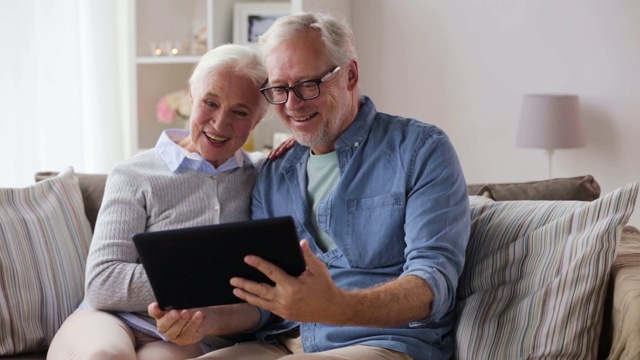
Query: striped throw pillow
0 167 92 355
456 183 639 359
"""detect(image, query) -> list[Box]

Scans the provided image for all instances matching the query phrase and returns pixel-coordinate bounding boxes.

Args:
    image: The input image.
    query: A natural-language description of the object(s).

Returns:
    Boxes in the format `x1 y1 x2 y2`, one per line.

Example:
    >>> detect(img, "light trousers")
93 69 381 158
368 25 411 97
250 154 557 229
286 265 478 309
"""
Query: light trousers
47 309 204 360
193 329 414 360
49 310 413 360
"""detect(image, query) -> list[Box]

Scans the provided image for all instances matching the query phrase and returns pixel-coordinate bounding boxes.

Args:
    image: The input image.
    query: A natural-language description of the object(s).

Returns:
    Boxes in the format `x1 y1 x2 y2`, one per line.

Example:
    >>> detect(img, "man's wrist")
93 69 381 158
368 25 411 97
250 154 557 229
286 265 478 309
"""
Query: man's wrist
329 288 363 326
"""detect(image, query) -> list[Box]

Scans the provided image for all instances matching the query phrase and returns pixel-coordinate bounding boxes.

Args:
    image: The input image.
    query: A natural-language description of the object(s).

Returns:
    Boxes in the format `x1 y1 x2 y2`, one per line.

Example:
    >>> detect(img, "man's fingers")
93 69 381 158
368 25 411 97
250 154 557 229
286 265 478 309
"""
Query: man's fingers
232 287 272 310
244 255 288 283
230 275 277 311
299 239 322 273
230 276 273 299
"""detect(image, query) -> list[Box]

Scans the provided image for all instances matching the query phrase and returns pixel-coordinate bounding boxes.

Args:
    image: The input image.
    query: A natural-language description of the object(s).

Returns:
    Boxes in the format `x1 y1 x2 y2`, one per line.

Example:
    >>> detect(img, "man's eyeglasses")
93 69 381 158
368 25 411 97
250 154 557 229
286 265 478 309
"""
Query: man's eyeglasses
259 66 341 105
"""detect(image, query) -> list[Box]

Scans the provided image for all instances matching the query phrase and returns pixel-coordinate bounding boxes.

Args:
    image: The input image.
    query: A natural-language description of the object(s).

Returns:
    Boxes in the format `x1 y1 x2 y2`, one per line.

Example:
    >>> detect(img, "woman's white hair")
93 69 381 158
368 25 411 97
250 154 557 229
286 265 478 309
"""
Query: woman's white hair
189 44 267 94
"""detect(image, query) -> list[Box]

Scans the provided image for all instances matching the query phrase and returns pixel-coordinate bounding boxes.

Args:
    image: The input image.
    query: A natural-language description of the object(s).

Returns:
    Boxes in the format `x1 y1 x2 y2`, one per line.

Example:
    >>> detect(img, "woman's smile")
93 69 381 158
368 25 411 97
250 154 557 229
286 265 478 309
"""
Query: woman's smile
204 131 229 143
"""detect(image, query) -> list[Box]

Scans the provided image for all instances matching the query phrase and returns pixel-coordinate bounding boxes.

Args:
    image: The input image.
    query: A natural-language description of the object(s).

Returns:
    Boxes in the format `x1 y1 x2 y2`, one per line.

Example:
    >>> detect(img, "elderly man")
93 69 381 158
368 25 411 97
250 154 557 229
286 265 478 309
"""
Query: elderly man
150 11 470 360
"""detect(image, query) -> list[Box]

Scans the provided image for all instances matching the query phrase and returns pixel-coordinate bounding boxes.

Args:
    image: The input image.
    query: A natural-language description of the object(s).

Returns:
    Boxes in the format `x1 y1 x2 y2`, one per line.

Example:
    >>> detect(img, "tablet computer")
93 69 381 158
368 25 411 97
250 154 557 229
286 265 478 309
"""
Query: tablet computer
132 216 304 310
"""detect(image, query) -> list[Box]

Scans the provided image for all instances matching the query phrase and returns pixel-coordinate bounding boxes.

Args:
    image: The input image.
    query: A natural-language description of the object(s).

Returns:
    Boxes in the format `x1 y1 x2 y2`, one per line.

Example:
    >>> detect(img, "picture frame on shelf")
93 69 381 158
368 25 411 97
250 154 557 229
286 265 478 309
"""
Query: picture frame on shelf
233 2 290 48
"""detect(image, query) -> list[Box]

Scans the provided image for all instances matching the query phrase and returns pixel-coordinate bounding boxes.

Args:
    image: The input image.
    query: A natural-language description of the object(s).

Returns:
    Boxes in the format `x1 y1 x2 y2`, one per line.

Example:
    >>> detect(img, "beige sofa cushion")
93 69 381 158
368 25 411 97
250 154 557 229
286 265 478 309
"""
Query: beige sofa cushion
456 183 638 359
0 167 92 356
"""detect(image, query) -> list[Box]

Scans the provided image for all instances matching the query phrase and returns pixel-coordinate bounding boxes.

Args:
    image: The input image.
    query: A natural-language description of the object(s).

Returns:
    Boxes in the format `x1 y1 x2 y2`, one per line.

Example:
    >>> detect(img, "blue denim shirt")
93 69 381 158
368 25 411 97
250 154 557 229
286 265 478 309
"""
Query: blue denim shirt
251 96 470 360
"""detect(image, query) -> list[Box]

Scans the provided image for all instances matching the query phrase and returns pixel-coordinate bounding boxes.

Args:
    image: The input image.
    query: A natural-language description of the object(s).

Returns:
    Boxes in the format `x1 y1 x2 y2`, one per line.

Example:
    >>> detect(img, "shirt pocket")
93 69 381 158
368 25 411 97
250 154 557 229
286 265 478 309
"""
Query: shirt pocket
346 192 406 268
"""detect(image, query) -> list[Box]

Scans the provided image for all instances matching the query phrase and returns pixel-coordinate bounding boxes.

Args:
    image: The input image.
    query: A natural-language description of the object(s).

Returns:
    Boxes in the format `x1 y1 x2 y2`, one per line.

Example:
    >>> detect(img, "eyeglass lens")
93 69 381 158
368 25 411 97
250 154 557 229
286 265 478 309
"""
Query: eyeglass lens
265 81 320 103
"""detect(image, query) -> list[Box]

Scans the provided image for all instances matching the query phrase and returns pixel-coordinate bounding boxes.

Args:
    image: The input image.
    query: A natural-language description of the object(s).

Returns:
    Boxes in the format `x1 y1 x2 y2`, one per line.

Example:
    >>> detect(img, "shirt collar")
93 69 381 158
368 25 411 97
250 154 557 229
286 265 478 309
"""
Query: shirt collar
334 95 375 151
278 95 375 172
155 129 245 175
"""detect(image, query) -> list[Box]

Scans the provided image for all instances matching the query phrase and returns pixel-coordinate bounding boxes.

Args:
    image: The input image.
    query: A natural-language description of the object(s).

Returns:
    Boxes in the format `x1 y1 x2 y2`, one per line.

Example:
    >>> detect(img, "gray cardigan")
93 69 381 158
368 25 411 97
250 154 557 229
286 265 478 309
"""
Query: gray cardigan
84 149 262 311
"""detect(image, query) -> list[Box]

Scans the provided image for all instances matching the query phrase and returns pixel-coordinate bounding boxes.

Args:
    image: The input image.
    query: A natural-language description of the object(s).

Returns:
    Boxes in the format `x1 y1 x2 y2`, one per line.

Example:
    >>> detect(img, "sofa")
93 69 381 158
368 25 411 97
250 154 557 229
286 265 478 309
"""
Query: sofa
1 168 638 359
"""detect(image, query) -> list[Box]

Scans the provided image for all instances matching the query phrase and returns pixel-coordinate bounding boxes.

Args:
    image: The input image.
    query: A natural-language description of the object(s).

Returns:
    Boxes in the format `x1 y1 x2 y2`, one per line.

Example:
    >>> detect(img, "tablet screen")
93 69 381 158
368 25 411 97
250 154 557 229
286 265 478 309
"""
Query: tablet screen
133 216 304 310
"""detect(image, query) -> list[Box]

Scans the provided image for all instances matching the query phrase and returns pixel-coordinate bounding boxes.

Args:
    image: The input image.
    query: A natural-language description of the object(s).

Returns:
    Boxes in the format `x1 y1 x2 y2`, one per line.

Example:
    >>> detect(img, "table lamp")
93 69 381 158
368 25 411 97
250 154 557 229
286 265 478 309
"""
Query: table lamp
516 94 586 178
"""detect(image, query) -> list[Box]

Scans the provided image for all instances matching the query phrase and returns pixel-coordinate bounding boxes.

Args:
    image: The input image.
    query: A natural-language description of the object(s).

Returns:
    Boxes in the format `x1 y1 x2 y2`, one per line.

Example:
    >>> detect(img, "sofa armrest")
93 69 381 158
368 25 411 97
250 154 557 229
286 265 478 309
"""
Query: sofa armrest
602 227 640 360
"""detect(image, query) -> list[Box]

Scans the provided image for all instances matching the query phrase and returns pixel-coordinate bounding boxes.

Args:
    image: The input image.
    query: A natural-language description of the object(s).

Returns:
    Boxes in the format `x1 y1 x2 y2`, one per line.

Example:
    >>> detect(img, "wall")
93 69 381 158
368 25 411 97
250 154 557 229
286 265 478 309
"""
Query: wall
3 1 638 225
352 0 640 226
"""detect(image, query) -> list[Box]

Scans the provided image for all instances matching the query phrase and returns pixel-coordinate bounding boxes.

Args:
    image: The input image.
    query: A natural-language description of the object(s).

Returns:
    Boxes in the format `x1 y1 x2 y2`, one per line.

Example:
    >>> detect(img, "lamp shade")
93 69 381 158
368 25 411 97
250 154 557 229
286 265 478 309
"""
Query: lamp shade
516 94 586 149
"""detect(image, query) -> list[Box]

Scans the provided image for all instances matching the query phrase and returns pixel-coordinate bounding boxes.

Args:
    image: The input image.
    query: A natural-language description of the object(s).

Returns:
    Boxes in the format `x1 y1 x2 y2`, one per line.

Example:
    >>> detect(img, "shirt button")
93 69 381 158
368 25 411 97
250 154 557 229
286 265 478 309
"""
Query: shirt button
214 206 220 211
354 141 359 147
210 175 216 180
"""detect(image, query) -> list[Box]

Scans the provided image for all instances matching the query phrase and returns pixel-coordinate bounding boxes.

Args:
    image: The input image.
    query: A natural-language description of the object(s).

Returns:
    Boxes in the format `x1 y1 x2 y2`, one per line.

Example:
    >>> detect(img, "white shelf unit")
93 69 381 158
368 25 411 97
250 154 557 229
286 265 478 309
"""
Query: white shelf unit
128 0 350 156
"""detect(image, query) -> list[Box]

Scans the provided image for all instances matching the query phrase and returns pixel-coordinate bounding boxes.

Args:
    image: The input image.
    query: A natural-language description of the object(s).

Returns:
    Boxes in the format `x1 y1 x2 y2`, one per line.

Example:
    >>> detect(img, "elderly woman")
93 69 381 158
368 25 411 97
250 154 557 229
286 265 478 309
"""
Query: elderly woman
47 44 270 359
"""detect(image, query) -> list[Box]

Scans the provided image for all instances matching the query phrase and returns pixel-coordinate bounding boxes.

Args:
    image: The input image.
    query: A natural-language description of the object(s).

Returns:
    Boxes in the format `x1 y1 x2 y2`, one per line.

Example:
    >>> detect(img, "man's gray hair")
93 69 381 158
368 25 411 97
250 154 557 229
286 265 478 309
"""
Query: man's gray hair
259 12 357 67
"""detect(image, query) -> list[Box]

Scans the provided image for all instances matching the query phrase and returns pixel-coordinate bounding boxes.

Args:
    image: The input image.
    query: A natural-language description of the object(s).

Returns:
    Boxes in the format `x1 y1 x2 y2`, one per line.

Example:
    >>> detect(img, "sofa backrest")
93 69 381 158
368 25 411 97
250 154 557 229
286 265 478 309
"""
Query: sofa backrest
467 174 601 201
35 171 602 234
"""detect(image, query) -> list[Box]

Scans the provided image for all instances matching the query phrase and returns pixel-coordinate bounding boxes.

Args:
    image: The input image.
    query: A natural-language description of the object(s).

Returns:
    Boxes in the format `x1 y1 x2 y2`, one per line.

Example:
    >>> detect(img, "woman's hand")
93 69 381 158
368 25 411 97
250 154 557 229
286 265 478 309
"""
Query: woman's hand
267 136 296 160
148 303 210 345
148 302 261 344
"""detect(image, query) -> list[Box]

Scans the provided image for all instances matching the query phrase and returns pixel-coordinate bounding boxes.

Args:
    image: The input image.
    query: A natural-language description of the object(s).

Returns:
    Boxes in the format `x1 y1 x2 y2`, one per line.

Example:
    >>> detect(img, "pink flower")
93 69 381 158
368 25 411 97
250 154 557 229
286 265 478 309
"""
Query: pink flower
156 96 177 123
156 89 191 124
